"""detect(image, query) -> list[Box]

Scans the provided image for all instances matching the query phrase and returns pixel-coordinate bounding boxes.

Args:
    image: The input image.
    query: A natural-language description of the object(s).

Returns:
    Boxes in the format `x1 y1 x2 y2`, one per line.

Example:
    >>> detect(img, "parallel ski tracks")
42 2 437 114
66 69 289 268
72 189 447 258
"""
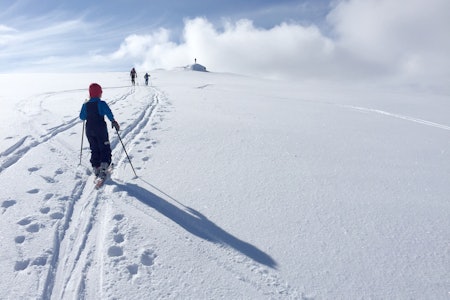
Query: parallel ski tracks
41 86 161 300
0 118 79 173
0 87 136 175
110 89 161 162
6 84 298 298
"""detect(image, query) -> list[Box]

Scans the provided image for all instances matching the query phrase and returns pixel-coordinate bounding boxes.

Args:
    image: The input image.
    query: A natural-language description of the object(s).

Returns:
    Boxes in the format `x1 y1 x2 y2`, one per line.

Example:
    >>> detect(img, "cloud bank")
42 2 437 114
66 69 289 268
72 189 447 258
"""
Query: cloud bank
1 0 449 90
106 0 450 88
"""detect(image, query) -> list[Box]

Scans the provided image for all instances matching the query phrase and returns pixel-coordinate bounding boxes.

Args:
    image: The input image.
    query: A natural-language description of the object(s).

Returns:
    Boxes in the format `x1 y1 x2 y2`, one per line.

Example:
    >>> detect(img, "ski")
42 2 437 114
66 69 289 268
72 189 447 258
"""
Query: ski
94 178 105 189
93 163 114 189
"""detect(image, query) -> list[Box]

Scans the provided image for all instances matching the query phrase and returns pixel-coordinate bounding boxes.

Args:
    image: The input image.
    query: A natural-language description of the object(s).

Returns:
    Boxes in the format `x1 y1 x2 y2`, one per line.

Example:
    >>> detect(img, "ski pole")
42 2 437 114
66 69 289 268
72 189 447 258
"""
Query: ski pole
115 128 138 177
79 121 85 165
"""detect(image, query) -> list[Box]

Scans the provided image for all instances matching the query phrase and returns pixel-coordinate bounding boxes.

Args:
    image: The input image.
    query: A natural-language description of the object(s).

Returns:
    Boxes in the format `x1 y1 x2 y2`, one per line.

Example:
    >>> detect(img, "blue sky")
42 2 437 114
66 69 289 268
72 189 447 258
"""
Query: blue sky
0 0 331 71
1 0 449 89
1 0 331 33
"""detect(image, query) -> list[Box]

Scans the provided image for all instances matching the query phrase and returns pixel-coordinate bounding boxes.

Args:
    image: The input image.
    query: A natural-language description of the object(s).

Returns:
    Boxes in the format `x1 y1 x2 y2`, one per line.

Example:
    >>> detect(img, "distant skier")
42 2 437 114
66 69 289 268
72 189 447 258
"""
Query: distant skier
79 83 120 180
130 68 137 85
144 73 150 86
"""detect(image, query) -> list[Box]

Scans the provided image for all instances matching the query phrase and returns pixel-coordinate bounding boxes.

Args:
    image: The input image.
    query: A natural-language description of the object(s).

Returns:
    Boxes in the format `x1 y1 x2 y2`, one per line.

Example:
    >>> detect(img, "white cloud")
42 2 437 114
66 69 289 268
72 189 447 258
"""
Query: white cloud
105 0 450 90
109 29 180 66
182 18 335 79
0 24 16 32
108 17 335 80
0 17 92 61
0 10 134 72
328 0 450 84
3 0 449 91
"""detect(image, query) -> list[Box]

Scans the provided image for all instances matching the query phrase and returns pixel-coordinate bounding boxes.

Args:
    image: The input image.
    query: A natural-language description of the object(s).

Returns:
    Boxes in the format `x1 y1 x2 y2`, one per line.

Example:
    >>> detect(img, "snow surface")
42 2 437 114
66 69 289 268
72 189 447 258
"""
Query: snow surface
0 70 449 299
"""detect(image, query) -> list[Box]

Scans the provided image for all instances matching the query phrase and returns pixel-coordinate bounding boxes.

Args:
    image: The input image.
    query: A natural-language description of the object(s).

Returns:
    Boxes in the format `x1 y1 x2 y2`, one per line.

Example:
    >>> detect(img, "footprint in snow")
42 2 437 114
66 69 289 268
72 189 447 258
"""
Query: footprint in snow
40 207 50 214
114 233 125 243
2 199 17 209
113 214 124 221
44 193 54 201
127 264 138 276
31 256 47 266
14 256 47 271
108 214 126 257
50 212 64 220
27 188 40 194
14 259 30 271
15 236 25 244
28 167 41 173
26 223 40 233
108 246 123 257
41 176 56 183
17 217 33 226
17 217 41 233
140 249 157 266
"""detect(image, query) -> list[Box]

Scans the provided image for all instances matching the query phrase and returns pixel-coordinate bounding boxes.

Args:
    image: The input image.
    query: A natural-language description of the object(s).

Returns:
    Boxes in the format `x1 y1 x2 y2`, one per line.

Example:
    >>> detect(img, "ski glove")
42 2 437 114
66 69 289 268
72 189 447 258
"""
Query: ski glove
112 120 120 131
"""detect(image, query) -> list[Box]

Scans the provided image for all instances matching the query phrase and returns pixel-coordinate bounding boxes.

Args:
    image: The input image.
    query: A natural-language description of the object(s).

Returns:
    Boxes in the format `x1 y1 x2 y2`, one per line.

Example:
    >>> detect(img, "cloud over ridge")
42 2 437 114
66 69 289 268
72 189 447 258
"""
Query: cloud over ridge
1 0 449 90
106 0 449 89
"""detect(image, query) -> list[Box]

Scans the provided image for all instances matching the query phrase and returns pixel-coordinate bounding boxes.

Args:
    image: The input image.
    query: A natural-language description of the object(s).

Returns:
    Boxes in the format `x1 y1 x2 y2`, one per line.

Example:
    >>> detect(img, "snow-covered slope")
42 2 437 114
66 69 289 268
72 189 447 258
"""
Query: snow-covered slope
0 70 449 299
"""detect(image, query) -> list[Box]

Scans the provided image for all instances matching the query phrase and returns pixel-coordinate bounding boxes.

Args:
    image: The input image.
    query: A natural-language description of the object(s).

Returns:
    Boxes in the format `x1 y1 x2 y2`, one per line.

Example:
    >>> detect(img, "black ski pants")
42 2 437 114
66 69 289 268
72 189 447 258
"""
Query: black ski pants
86 124 111 168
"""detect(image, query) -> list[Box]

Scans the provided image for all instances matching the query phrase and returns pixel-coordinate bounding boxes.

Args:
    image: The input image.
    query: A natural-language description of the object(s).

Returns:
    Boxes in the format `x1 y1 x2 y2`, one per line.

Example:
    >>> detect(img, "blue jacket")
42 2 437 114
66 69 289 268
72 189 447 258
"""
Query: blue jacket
79 98 114 122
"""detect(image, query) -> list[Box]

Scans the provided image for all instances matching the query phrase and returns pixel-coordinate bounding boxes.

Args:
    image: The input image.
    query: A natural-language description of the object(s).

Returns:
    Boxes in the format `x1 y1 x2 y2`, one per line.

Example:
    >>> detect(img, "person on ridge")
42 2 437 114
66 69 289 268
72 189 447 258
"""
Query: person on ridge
79 83 120 179
130 68 137 85
144 72 150 86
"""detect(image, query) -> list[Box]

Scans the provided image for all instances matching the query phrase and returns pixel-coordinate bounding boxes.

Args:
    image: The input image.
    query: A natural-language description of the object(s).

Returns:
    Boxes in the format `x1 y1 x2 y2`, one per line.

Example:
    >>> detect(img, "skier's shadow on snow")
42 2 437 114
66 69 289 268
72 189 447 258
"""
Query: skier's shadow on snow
114 181 278 269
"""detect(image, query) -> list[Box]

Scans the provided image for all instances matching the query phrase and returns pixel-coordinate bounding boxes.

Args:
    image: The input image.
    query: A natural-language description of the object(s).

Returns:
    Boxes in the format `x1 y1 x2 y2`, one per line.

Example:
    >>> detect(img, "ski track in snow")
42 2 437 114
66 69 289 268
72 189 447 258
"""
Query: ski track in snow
2 84 295 299
44 86 160 299
298 98 450 132
0 87 136 175
0 85 161 299
344 104 450 131
109 179 299 298
3 80 450 299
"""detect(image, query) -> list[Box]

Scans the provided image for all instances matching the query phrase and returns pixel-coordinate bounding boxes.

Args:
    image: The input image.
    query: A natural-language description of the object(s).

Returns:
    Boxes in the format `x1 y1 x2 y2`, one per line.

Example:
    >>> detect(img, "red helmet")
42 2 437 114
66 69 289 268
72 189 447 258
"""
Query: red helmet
89 83 102 98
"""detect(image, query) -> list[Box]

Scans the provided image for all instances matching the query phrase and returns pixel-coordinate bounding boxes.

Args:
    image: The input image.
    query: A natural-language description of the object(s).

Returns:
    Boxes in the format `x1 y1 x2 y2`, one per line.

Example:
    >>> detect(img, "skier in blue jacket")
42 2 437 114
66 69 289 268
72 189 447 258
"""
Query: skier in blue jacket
79 83 120 179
